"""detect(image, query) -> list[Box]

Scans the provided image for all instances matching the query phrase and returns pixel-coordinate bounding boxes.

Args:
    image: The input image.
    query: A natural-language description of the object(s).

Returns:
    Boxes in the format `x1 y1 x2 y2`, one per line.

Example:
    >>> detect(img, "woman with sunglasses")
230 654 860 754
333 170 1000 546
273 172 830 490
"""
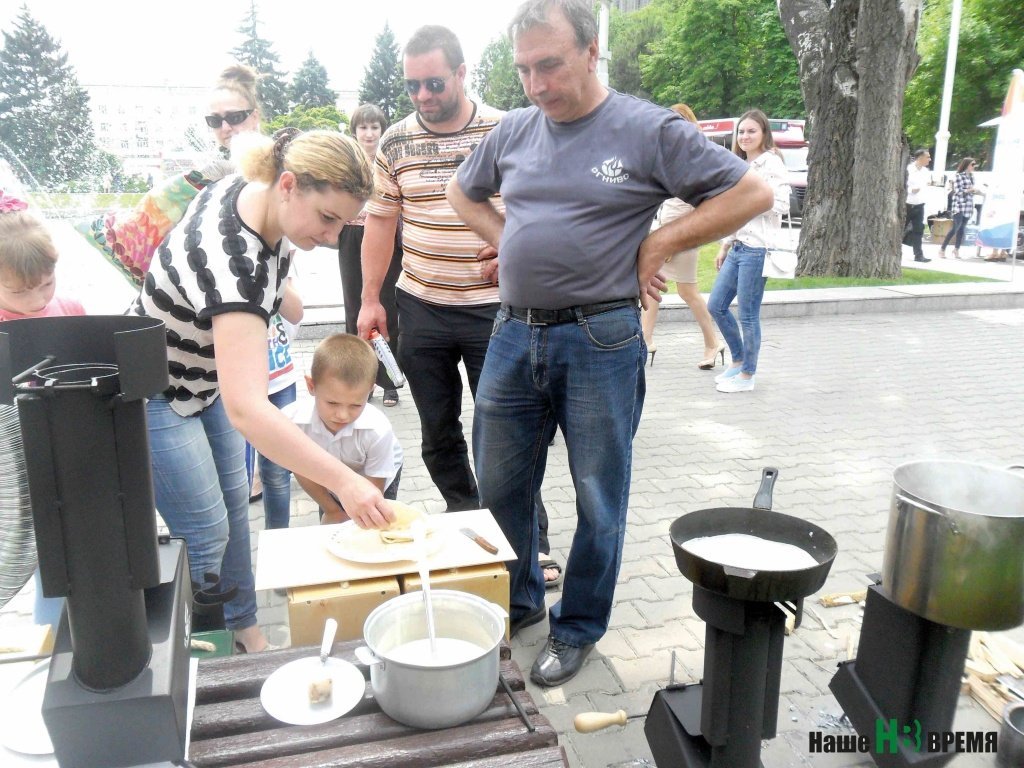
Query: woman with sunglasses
132 130 388 653
940 156 979 260
207 65 261 154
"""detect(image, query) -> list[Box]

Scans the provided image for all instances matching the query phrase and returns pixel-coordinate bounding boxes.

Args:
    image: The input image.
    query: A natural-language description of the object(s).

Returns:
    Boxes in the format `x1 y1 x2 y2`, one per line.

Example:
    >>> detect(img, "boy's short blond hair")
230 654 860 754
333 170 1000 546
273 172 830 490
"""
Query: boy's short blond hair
0 212 58 286
311 333 378 390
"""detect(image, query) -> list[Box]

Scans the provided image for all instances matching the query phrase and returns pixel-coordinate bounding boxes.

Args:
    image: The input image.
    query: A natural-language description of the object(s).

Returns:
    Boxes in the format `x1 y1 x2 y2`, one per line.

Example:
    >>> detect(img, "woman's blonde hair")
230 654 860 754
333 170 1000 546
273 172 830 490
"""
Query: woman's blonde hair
670 103 698 125
0 212 58 286
236 130 374 201
311 333 378 390
214 63 260 113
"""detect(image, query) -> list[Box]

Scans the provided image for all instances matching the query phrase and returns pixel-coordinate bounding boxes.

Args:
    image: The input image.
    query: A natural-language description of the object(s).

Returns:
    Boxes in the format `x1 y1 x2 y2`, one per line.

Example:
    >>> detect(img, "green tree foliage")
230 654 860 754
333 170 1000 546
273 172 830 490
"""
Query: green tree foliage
473 36 529 111
263 104 349 135
289 51 337 109
0 5 96 189
608 2 669 100
903 0 1024 168
358 24 413 123
638 0 802 118
232 1 290 119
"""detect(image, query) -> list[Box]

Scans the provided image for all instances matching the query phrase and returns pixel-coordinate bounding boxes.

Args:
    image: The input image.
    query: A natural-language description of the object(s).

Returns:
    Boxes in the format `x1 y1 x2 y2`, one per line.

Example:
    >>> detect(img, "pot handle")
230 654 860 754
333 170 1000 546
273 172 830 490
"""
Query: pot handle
895 493 960 535
753 467 779 511
354 645 382 667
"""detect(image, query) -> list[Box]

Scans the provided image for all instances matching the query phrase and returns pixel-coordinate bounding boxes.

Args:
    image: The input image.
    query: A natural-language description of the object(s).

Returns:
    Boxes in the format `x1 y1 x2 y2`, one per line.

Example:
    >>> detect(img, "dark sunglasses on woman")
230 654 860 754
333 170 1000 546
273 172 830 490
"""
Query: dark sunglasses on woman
404 76 451 95
204 109 255 129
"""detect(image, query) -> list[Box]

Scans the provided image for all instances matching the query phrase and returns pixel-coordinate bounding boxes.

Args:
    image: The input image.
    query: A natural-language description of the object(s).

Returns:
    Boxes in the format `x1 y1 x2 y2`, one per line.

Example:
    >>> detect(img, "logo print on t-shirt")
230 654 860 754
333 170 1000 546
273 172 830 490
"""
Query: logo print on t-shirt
592 157 630 184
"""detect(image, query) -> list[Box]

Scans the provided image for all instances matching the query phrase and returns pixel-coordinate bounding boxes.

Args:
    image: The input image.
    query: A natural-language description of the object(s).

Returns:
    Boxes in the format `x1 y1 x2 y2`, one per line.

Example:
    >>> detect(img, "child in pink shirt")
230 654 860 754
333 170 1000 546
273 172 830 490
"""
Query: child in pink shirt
0 198 85 321
0 192 84 627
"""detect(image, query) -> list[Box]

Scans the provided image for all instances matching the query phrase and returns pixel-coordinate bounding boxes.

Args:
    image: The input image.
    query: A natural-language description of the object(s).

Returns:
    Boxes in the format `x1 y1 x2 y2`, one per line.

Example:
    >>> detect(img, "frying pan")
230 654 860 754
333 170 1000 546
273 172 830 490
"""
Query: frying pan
670 468 837 603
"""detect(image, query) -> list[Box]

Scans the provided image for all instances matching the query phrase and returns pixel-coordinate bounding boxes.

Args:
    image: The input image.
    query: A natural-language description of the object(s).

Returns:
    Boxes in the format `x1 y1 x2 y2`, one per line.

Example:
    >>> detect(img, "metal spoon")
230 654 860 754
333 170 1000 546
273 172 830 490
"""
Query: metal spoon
320 618 338 667
412 519 437 656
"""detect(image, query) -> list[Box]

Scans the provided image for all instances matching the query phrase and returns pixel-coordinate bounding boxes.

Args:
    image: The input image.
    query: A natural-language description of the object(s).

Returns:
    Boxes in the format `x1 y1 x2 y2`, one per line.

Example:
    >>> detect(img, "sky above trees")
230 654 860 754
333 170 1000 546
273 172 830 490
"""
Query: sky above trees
0 0 522 91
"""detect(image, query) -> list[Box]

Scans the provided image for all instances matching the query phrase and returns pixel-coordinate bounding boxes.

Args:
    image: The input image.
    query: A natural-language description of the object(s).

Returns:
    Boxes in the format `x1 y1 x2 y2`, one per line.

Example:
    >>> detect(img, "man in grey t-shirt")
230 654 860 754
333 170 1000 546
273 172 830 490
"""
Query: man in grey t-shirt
447 0 771 687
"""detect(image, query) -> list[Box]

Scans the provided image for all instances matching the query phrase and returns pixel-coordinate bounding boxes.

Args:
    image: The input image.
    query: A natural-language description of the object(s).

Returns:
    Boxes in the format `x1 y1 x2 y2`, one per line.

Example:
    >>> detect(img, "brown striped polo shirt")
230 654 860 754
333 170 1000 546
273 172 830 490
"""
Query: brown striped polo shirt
366 102 503 306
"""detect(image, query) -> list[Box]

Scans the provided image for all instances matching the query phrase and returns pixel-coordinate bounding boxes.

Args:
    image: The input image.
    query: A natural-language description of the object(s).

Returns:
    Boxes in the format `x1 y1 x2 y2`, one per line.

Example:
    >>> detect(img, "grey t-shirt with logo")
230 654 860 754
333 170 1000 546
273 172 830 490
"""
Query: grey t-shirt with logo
454 89 749 309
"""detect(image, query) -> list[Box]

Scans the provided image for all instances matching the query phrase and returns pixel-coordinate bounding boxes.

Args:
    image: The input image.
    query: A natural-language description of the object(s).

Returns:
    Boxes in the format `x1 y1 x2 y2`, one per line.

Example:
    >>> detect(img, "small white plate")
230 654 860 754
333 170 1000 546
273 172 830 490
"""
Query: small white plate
0 660 54 755
326 520 447 564
260 656 365 726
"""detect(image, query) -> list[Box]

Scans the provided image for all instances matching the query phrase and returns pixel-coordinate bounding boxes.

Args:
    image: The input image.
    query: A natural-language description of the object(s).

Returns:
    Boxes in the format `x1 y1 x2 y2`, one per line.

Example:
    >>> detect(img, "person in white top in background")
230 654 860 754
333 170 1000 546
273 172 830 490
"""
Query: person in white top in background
903 149 932 263
708 109 790 393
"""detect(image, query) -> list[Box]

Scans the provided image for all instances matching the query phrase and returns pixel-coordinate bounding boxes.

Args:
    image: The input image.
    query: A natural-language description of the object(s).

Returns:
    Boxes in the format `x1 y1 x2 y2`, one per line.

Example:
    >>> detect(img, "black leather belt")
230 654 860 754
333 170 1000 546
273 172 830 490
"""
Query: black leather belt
503 299 637 326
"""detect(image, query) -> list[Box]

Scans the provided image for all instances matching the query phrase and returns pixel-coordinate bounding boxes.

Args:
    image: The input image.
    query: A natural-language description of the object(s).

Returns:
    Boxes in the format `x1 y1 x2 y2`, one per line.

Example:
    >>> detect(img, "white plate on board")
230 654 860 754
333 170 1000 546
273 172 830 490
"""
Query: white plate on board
0 660 54 755
325 519 447 564
260 656 366 726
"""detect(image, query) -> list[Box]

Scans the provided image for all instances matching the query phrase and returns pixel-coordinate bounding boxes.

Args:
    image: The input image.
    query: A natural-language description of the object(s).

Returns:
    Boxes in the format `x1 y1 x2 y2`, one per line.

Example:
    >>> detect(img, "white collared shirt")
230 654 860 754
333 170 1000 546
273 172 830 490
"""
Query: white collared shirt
906 162 930 205
286 399 403 487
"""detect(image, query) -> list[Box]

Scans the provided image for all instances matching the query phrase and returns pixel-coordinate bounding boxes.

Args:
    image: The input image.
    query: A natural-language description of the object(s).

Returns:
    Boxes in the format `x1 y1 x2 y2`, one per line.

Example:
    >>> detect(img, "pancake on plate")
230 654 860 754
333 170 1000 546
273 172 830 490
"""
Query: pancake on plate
379 502 431 544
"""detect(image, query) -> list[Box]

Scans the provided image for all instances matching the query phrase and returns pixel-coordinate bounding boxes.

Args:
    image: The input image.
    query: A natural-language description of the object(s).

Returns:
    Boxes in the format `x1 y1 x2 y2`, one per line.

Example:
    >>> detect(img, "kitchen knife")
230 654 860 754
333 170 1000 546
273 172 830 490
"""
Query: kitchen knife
460 527 498 555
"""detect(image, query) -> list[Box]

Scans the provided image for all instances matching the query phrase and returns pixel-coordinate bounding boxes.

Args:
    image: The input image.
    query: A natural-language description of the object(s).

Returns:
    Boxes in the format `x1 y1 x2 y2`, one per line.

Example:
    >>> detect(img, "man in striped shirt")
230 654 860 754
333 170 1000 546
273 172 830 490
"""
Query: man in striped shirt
357 25 502 512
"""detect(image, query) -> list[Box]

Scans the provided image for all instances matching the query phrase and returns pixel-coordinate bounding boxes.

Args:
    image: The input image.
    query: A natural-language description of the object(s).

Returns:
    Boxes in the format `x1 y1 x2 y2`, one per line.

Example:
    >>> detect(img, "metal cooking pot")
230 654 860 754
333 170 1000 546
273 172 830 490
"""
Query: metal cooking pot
882 460 1024 630
355 590 507 729
670 468 838 603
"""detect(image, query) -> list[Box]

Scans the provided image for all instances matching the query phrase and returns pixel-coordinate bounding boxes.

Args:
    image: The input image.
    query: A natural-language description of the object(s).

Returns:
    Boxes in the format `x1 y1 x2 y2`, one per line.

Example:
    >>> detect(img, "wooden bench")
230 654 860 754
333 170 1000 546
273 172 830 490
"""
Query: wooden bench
189 639 569 768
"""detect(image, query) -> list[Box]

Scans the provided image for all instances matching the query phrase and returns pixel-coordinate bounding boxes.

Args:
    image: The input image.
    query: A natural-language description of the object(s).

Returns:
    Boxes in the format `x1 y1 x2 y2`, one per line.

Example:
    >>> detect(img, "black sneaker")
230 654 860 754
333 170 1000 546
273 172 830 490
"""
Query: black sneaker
530 636 595 686
914 256 932 262
509 604 546 639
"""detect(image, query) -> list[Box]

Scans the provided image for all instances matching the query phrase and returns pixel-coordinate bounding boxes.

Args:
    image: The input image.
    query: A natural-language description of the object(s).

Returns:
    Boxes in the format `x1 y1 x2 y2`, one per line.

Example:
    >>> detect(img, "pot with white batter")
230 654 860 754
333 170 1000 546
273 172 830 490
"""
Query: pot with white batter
356 590 508 729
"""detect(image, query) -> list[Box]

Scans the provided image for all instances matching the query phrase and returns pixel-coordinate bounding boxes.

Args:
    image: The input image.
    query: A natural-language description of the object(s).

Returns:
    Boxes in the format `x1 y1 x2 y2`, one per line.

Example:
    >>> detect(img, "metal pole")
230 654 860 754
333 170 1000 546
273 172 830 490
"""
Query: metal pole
932 0 963 181
598 1 610 87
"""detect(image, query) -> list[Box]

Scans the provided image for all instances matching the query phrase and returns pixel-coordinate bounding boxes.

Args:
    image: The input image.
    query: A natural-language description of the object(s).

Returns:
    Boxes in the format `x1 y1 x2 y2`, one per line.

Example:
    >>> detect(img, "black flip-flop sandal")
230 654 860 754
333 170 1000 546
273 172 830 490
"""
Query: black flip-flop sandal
383 388 399 407
539 558 563 590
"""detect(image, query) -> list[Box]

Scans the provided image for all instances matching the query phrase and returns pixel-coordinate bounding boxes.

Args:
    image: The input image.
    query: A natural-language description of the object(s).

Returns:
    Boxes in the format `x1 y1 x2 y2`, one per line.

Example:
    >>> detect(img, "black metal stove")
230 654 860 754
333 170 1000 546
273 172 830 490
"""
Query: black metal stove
830 582 971 768
646 469 838 768
0 315 191 768
830 460 1024 768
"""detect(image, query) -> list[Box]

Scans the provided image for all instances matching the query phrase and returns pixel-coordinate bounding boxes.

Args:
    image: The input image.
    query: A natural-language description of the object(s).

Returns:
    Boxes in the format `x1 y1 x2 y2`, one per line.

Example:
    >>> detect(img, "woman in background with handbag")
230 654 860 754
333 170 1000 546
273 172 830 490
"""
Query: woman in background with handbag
707 109 791 393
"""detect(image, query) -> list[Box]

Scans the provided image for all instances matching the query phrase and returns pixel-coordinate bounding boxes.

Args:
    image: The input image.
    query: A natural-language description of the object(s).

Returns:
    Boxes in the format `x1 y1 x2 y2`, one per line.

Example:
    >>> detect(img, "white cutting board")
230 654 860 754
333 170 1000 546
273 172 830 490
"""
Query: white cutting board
254 509 516 590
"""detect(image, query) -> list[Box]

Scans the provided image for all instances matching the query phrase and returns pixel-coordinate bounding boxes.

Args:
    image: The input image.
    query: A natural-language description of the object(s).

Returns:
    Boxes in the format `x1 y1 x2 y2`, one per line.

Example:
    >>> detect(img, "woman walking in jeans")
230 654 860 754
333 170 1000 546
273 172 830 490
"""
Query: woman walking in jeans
940 156 979 259
708 109 790 393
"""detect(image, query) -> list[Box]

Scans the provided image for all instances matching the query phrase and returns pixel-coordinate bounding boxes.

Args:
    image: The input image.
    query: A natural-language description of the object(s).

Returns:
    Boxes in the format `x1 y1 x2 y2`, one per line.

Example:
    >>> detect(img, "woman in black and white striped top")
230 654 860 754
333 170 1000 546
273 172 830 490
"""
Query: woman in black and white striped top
132 130 396 652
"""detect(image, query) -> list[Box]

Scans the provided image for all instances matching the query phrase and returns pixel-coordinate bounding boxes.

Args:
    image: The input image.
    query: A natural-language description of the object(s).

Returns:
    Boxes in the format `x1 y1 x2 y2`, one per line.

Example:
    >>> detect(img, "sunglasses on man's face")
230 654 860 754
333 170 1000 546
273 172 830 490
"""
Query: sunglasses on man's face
205 109 254 129
404 75 451 95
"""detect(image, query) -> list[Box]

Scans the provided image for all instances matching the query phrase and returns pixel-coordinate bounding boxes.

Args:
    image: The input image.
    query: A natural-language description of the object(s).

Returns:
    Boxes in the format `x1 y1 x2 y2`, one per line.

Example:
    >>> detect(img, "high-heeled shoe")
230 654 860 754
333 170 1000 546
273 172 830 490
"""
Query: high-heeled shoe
698 344 726 370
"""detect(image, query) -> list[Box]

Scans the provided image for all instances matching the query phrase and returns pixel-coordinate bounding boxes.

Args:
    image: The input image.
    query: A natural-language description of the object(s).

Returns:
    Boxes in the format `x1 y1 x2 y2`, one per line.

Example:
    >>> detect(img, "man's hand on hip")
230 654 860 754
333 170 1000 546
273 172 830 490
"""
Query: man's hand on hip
477 244 499 285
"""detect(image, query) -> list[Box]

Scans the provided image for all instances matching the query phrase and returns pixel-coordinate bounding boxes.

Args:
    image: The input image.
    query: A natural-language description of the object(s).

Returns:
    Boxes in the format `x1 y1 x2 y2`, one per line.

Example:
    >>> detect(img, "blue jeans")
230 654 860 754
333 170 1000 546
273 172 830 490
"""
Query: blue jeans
708 241 768 376
474 305 645 646
245 383 296 529
147 395 257 631
941 212 971 250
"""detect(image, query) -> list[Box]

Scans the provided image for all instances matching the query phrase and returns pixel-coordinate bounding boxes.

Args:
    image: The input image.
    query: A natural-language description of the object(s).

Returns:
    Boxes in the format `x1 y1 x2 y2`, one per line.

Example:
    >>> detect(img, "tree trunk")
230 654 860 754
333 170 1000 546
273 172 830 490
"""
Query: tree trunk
778 0 921 276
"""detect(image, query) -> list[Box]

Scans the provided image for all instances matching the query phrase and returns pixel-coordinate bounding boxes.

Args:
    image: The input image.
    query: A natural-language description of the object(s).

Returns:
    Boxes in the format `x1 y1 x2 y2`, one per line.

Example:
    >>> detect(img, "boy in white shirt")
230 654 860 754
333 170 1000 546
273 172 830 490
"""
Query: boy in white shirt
288 334 403 524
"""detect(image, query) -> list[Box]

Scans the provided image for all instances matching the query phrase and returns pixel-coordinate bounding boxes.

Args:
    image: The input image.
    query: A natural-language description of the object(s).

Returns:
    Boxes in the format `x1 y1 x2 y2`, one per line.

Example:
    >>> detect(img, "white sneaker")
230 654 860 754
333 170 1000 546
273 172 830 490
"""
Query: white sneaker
716 375 755 393
714 365 743 384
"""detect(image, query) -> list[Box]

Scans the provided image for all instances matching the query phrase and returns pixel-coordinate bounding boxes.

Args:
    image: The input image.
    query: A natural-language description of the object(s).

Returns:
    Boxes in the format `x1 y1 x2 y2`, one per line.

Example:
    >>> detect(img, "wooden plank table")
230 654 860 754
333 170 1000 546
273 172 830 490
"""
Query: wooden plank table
189 639 569 768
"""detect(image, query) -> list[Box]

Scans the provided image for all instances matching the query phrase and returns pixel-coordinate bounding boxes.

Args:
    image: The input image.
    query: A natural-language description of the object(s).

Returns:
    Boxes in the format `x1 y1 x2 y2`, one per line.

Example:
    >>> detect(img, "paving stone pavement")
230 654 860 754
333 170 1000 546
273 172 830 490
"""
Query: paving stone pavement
3 303 1024 767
